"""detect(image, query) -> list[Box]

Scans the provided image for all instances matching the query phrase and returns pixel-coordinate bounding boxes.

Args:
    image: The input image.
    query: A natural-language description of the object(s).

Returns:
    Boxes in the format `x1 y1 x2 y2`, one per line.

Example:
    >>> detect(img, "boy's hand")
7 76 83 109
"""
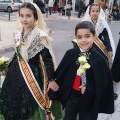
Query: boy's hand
108 51 113 58
80 86 86 94
47 81 59 92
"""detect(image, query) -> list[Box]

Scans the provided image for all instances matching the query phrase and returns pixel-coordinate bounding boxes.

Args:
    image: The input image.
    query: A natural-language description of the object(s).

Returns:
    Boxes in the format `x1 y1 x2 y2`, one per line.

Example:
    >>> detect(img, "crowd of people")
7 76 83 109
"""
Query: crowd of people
112 6 120 21
0 1 120 120
33 0 120 21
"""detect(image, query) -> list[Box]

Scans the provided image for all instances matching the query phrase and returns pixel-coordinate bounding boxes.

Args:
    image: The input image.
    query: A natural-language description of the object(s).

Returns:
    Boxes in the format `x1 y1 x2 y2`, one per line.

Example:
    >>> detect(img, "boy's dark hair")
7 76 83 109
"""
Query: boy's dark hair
18 2 38 21
89 3 100 14
75 21 95 35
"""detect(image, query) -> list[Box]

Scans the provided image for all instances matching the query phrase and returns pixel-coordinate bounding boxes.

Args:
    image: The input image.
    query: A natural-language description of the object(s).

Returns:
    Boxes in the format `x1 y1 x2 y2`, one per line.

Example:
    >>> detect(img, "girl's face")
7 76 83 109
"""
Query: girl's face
90 6 100 20
76 29 95 50
19 8 36 30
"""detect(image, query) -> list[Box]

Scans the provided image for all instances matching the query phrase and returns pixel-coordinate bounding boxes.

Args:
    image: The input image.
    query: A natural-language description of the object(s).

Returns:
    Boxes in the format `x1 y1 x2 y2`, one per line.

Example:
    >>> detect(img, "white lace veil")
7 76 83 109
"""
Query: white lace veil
82 5 105 20
16 2 57 68
82 4 116 60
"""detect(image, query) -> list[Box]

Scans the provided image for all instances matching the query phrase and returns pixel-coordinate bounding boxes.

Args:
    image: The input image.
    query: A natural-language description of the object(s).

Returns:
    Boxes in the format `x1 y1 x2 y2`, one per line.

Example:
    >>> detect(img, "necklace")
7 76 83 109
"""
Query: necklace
92 20 97 25
22 26 35 42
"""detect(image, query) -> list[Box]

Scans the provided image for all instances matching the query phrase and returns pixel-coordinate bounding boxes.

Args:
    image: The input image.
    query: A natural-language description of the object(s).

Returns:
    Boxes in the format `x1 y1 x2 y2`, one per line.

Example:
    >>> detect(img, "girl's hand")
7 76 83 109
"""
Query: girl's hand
47 81 59 92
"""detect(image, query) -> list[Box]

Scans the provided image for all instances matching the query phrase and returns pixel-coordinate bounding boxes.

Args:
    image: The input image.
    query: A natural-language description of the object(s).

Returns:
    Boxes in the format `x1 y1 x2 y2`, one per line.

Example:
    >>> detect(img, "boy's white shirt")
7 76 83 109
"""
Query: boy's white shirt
79 48 88 52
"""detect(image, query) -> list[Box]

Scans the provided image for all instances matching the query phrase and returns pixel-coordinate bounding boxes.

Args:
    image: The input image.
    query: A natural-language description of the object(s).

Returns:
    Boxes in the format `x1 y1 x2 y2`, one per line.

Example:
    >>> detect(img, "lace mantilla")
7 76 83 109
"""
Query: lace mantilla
82 4 116 60
83 18 105 37
27 33 44 60
95 18 105 36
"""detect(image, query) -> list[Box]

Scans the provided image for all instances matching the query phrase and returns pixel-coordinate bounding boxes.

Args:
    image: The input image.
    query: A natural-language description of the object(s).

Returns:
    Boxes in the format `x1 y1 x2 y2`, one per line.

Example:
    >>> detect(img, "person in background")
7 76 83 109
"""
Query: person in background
81 3 116 63
78 0 85 18
48 0 54 15
112 6 118 21
34 0 46 14
111 36 120 83
53 0 58 13
66 0 72 17
58 0 63 15
111 35 120 100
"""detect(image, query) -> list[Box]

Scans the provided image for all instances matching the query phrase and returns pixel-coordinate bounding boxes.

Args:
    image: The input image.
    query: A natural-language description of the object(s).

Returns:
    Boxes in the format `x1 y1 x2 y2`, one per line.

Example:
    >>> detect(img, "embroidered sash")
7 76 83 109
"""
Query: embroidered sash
18 56 53 120
94 36 111 60
19 56 46 109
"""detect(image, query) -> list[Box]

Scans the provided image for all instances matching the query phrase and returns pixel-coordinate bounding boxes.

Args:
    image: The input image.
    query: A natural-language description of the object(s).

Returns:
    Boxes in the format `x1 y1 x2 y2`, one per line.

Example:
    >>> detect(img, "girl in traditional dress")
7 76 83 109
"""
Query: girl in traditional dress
72 3 115 62
0 2 62 120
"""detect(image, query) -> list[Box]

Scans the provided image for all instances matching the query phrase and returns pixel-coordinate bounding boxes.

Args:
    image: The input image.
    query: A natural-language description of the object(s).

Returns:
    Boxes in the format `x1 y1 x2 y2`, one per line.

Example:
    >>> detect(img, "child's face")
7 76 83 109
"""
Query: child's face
19 8 36 30
90 6 100 20
76 29 94 50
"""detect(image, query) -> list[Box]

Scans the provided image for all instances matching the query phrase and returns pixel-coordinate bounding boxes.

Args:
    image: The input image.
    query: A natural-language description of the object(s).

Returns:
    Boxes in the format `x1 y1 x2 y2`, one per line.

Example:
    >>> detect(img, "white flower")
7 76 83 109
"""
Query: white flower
76 53 91 87
78 56 87 63
77 54 91 75
82 63 91 69
77 68 85 74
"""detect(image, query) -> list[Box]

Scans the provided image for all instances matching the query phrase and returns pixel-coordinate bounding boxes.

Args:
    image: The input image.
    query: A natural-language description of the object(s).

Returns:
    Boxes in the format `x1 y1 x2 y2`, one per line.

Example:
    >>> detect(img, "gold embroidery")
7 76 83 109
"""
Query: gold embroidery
94 36 111 60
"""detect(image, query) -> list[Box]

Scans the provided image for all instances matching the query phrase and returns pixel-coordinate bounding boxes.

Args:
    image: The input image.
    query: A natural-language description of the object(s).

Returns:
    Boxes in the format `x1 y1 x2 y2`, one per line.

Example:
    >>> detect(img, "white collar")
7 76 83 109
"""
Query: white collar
79 48 88 52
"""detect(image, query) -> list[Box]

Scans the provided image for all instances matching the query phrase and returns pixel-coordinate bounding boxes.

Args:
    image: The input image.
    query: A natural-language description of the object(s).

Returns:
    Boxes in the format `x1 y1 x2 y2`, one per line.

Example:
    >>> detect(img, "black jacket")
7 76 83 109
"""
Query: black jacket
56 47 114 120
111 39 120 82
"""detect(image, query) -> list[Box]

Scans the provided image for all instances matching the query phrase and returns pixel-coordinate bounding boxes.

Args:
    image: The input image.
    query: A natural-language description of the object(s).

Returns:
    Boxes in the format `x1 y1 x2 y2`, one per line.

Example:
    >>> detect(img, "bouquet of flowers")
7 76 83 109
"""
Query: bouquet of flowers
77 52 91 87
0 56 10 72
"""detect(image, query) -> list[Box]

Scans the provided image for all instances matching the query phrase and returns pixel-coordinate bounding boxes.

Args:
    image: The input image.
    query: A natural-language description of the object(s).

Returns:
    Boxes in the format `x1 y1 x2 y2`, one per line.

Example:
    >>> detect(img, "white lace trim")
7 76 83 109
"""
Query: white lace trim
82 17 105 36
27 33 44 60
20 32 45 61
95 18 105 36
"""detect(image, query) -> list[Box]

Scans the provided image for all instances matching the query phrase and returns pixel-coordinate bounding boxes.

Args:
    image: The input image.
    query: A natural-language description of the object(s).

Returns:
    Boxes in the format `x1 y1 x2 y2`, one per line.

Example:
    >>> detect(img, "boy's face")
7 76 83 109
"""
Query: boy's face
76 29 94 50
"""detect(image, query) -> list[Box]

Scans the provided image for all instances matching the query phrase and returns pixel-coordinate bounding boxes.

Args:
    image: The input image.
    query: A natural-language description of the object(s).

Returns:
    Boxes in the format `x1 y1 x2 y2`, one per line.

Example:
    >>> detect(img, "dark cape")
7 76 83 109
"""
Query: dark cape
111 39 120 82
56 47 114 120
